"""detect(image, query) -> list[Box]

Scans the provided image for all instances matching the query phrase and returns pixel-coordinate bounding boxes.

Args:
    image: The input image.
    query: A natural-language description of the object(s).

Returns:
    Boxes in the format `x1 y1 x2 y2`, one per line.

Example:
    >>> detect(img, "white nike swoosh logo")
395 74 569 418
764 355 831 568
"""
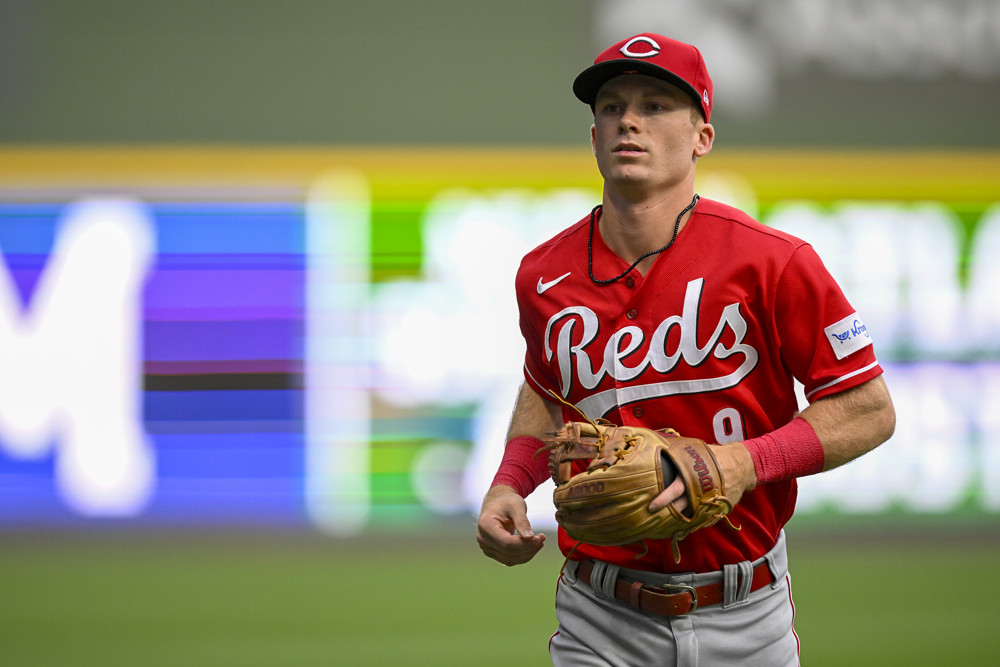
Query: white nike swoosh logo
537 272 571 294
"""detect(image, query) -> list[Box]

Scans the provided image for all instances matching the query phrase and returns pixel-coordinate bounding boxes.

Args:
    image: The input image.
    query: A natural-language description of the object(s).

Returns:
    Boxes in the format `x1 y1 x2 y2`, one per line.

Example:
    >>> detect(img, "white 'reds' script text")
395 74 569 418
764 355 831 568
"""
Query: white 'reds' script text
543 278 759 417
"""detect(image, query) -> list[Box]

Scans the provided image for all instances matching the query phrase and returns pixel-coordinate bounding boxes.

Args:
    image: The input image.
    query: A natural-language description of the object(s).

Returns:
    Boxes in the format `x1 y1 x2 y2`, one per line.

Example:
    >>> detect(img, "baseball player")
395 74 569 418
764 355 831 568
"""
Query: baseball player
476 33 896 666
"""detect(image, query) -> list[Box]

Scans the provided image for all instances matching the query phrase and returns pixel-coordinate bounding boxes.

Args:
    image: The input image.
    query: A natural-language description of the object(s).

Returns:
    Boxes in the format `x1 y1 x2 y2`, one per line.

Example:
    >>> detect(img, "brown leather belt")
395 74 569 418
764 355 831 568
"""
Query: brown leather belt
573 559 774 617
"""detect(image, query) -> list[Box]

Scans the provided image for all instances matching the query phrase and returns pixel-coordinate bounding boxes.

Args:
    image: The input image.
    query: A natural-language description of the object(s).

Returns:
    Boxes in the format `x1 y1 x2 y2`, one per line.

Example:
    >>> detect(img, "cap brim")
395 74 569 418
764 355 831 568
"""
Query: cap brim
573 60 701 109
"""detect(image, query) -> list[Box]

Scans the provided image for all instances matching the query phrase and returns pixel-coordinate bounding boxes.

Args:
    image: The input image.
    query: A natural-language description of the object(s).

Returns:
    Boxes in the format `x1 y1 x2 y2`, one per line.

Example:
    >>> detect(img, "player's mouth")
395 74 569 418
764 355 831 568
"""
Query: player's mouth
612 142 646 156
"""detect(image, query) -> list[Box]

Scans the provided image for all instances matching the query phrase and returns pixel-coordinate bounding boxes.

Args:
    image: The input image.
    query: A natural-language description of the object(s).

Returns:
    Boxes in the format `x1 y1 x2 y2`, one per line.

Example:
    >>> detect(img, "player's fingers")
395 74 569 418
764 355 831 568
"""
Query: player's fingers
648 477 688 513
512 514 536 539
477 525 545 566
477 509 543 547
476 489 546 565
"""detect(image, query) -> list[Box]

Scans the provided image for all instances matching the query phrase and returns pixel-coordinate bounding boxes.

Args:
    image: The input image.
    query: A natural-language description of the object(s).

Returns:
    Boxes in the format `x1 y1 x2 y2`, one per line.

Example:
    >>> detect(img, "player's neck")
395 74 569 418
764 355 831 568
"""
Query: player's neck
598 188 698 273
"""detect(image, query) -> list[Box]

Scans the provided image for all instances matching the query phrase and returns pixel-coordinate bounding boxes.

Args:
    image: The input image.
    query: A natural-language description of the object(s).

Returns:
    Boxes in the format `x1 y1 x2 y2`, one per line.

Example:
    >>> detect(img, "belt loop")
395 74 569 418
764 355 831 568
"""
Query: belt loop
765 530 789 590
764 552 780 590
722 564 738 607
722 560 754 608
736 560 753 601
590 561 622 602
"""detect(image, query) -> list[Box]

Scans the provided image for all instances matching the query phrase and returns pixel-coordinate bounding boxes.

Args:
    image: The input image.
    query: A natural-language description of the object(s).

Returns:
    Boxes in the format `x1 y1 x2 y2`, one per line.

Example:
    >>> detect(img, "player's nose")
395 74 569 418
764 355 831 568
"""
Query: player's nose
619 105 640 132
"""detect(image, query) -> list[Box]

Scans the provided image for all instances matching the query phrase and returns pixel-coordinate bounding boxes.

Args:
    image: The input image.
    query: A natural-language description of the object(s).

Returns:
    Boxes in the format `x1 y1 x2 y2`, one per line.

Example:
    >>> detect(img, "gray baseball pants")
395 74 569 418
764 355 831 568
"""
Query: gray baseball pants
549 531 799 666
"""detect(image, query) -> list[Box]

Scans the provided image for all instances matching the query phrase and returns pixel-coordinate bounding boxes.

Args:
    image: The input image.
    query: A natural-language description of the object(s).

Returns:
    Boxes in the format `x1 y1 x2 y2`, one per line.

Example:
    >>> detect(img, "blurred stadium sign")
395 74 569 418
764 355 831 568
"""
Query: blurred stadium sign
372 177 1000 525
0 148 997 531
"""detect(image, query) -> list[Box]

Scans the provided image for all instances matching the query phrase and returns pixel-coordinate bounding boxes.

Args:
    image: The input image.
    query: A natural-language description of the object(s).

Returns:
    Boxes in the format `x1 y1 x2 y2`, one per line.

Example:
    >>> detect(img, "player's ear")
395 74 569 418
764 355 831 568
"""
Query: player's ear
590 124 597 156
694 122 714 158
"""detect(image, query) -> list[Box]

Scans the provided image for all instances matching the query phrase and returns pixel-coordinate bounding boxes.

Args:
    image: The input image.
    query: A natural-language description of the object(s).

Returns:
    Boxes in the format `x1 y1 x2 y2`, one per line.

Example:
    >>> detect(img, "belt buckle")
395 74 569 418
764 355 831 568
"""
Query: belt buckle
651 582 698 616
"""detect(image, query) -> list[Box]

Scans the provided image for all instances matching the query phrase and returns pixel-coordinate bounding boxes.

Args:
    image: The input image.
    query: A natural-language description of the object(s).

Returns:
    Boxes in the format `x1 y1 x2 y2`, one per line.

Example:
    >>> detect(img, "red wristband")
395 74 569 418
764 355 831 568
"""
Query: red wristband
490 436 551 498
743 417 825 485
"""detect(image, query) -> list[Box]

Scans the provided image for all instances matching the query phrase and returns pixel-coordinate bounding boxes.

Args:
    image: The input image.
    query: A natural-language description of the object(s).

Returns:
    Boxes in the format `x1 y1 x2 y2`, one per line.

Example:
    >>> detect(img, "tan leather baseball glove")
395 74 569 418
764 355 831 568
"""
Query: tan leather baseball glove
539 421 739 562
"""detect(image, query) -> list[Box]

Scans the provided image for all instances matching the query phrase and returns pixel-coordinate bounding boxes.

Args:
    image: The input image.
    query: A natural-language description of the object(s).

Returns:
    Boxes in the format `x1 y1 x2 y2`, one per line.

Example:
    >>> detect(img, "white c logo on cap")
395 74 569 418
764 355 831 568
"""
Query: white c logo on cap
620 36 660 58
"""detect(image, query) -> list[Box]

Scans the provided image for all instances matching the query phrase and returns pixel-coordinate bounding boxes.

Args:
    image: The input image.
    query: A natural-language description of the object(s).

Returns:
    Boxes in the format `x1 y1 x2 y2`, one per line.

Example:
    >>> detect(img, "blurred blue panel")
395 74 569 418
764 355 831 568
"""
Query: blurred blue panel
153 432 304 478
0 204 60 254
0 200 310 525
144 390 304 421
153 202 305 254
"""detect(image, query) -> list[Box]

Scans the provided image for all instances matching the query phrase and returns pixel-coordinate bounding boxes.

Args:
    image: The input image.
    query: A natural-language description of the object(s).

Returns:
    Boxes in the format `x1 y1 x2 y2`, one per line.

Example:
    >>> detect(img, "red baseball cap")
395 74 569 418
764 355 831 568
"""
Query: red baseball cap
573 33 713 121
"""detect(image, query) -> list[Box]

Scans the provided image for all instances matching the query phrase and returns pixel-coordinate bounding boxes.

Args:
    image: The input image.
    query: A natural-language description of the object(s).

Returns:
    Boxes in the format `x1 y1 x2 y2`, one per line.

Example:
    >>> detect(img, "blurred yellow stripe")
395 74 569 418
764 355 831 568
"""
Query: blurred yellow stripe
0 146 996 203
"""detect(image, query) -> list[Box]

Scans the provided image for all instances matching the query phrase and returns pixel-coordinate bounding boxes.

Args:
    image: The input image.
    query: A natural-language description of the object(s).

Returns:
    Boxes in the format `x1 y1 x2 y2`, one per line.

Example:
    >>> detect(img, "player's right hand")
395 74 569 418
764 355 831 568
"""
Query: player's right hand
476 485 546 566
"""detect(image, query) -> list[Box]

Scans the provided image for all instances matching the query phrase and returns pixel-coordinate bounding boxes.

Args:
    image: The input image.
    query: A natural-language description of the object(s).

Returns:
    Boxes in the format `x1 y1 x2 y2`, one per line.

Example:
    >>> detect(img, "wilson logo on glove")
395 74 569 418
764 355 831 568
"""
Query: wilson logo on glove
683 444 716 493
567 481 606 498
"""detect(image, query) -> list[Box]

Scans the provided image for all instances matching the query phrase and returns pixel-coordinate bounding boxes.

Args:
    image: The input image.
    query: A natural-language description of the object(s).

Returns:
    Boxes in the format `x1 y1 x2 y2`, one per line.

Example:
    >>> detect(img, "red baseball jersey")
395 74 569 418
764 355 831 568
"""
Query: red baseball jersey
517 197 883 573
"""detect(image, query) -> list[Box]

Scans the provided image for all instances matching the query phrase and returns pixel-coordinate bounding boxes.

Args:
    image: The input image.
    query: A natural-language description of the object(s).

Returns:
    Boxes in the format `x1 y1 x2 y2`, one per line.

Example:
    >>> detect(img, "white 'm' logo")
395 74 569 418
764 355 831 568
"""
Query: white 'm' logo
0 199 155 515
620 36 661 59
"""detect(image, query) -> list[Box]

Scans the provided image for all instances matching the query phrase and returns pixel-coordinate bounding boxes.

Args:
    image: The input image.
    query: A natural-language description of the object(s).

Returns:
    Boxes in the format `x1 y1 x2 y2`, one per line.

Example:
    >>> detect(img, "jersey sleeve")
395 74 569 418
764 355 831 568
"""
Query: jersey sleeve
773 244 883 402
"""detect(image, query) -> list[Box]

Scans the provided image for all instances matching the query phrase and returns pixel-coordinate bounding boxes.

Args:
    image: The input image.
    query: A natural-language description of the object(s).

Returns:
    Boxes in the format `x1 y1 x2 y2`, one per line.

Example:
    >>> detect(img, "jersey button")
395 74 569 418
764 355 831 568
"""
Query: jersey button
626 308 638 320
625 276 635 288
633 406 644 418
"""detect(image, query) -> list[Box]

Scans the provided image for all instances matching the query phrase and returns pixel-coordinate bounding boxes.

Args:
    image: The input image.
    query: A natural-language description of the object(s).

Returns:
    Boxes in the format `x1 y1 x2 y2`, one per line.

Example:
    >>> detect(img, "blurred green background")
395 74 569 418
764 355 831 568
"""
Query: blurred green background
2 1 1000 665
2 518 999 666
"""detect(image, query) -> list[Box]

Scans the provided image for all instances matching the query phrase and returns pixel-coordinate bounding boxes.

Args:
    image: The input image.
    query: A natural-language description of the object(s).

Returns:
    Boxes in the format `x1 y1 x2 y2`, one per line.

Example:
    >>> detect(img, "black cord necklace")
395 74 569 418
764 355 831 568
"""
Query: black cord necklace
587 194 700 285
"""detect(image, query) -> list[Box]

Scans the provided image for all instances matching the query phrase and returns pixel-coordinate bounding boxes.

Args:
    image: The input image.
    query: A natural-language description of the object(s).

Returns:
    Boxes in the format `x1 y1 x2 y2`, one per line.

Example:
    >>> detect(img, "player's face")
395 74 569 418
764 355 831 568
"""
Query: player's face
590 74 714 196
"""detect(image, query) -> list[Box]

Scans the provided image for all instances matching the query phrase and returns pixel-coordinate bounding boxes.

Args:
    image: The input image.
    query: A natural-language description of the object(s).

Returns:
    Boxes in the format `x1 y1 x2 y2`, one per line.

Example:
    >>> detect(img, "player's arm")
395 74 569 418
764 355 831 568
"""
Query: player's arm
476 382 562 566
507 379 565 442
798 373 895 470
739 374 895 496
650 375 895 512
